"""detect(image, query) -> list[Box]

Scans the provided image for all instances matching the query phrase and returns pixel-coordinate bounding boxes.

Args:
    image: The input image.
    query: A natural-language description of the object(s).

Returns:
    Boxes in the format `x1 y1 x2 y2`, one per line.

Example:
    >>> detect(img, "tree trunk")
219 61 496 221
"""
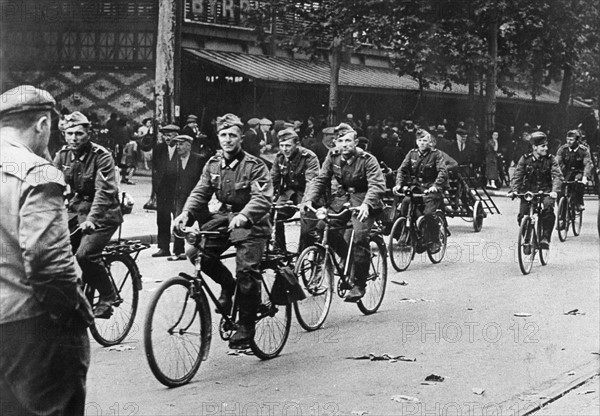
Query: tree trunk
556 64 574 138
327 37 342 126
155 0 178 124
484 18 498 139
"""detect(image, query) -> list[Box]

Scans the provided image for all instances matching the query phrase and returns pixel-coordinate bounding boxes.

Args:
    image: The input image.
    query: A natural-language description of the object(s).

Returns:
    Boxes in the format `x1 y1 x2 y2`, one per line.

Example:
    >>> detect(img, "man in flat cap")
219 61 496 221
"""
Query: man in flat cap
271 127 320 252
304 122 386 302
168 134 207 260
394 129 448 253
54 111 123 319
182 114 215 159
259 117 274 152
174 113 273 348
509 131 563 249
555 129 592 212
151 124 181 257
312 126 336 164
1 85 93 415
242 117 262 157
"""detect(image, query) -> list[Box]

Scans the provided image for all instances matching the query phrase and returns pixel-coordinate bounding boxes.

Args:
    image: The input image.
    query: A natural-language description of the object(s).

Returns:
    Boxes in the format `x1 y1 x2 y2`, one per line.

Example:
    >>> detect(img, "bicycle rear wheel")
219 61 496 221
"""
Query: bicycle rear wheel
293 246 333 331
388 217 414 272
570 198 583 236
89 254 139 346
472 200 484 232
556 197 568 242
518 217 535 275
250 270 292 359
358 235 387 315
144 276 210 387
427 216 447 264
537 218 550 266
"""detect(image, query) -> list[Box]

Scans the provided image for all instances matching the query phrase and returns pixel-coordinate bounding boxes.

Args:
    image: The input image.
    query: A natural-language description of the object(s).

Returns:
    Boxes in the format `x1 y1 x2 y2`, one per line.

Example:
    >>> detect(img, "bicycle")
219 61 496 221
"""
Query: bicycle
70 224 148 346
388 187 448 272
556 180 584 242
512 191 551 275
143 227 292 388
293 204 388 331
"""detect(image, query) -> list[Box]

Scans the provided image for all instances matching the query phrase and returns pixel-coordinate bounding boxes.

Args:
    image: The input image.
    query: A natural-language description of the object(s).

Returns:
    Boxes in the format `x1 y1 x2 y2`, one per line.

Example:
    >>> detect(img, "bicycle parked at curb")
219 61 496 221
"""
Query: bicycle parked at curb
143 211 296 387
70 221 148 346
293 204 388 331
388 187 449 272
556 180 584 242
512 191 551 275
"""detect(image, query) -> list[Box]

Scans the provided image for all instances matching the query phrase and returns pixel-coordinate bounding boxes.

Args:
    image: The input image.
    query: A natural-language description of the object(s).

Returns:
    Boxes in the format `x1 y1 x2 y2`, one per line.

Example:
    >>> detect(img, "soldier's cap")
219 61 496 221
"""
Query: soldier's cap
322 126 335 135
160 124 180 133
0 85 56 119
277 127 299 143
216 113 244 132
436 125 447 133
260 117 272 126
61 111 90 130
186 114 198 123
334 122 357 139
456 127 468 136
416 129 431 140
247 117 261 127
566 129 581 139
284 122 295 129
530 131 548 146
172 134 193 144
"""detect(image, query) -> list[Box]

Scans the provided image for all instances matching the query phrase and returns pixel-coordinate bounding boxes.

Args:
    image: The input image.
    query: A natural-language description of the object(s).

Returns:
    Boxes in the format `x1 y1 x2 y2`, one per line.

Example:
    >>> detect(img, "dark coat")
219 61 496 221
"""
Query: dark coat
175 152 207 213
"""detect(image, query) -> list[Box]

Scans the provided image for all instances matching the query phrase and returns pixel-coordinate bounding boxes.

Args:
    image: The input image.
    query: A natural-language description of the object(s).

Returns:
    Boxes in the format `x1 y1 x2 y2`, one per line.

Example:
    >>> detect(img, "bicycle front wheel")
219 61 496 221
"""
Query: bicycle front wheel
293 246 333 331
556 197 568 242
518 217 535 275
358 235 387 315
427 216 447 264
388 217 414 272
89 254 139 346
251 270 292 359
144 276 210 387
570 198 583 236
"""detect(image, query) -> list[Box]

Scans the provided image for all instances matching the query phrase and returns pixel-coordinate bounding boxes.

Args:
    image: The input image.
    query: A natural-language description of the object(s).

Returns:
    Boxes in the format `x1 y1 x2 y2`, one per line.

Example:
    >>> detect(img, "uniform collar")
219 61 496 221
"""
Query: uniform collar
221 149 245 169
72 142 92 161
418 148 431 157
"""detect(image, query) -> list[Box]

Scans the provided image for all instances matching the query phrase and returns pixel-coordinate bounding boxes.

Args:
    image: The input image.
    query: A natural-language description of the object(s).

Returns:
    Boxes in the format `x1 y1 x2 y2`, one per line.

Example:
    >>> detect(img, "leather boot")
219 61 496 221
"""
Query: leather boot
345 262 367 303
215 282 235 314
229 309 256 349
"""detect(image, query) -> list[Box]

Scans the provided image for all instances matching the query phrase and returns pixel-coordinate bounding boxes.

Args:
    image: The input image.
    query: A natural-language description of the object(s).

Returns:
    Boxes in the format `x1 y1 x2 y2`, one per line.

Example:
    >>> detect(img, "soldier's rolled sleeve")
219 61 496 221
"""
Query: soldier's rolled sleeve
88 153 120 225
19 171 82 313
434 152 448 188
550 157 564 193
305 153 333 203
363 155 386 210
396 153 412 187
510 156 526 193
183 165 214 219
240 162 273 225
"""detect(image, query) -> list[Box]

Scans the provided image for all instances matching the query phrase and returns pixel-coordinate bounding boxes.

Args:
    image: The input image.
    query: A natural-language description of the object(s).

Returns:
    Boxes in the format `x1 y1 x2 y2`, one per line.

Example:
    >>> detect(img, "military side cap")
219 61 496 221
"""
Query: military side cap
0 85 56 118
216 113 243 132
172 134 193 143
322 126 335 135
334 122 356 138
566 129 580 138
160 124 180 133
260 118 272 126
530 131 548 146
416 128 431 139
62 111 90 130
186 114 198 122
247 117 261 127
277 127 299 143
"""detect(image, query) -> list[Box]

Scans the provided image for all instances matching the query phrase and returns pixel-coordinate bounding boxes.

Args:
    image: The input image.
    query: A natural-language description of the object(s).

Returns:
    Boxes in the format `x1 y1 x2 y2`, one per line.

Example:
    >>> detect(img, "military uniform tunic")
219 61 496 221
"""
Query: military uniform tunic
555 143 592 182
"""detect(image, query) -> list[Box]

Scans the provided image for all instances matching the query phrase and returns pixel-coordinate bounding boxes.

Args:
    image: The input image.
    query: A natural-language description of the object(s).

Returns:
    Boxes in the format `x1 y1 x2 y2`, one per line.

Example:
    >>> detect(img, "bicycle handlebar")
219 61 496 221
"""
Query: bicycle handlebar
173 226 227 240
306 203 359 219
273 201 300 211
511 191 552 201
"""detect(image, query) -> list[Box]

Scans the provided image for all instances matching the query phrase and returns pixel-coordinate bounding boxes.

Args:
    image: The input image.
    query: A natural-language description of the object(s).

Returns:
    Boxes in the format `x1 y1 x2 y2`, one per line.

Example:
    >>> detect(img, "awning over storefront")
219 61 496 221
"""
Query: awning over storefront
184 48 588 107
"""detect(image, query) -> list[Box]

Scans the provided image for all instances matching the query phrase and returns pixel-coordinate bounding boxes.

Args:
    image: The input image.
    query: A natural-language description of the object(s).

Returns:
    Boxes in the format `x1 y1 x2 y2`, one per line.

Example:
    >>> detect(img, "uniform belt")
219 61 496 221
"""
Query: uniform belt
221 203 244 213
341 185 367 194
75 193 94 202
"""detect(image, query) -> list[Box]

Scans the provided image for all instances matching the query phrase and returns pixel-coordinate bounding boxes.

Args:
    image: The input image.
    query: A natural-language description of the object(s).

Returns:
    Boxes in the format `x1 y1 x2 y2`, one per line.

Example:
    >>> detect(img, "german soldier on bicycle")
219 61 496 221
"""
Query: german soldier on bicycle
304 123 386 302
393 129 448 253
271 127 320 253
555 129 592 211
508 131 563 249
173 113 273 349
54 111 123 318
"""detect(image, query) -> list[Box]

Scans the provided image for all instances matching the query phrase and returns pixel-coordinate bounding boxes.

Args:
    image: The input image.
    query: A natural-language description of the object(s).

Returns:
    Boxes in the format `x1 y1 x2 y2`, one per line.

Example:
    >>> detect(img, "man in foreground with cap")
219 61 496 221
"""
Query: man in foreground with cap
169 134 207 260
509 131 563 249
152 124 180 257
304 123 386 302
271 128 320 252
394 129 448 253
1 85 93 415
54 110 123 318
174 113 273 348
555 129 592 211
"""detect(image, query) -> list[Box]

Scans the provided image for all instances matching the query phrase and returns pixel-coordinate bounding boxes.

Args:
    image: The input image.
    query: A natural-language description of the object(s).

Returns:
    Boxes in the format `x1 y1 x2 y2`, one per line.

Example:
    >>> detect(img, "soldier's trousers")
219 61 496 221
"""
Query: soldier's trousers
400 192 443 245
73 223 118 297
329 214 374 287
518 196 555 240
274 208 319 254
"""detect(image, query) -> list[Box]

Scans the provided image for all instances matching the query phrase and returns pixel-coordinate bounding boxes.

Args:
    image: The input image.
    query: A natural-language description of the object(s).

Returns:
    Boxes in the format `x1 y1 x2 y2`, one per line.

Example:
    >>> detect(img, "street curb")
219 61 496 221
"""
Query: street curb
498 355 600 416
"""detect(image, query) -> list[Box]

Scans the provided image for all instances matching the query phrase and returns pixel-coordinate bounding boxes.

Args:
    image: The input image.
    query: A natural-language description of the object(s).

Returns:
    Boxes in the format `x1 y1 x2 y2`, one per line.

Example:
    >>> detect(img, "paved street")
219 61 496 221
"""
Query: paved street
85 178 599 416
